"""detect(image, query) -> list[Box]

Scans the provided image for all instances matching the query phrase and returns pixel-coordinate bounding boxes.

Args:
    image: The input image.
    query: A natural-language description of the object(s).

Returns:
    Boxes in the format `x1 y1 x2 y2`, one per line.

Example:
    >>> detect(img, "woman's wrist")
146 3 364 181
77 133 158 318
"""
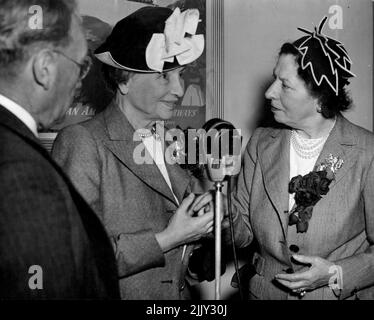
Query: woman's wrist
155 229 180 253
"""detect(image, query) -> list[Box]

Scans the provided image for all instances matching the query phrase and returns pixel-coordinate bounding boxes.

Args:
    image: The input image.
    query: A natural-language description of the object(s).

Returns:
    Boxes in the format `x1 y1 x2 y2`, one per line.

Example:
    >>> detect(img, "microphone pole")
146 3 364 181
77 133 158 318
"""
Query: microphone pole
201 120 242 301
206 157 226 300
214 180 223 300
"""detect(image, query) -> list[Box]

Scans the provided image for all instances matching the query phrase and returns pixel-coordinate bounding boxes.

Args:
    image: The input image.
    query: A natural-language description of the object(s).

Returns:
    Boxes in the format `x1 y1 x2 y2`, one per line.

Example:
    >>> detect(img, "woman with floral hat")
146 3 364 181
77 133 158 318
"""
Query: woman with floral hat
52 6 213 300
232 17 374 300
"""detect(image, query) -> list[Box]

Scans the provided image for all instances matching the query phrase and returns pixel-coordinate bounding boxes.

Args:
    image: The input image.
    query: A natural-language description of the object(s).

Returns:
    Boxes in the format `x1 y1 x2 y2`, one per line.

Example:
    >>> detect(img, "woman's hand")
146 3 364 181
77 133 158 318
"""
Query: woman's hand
274 254 335 294
156 192 214 252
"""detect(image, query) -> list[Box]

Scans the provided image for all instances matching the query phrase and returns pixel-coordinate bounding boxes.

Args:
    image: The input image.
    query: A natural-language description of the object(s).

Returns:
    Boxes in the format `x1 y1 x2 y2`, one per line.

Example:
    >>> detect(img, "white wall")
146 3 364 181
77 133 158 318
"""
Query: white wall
78 0 146 24
224 0 373 145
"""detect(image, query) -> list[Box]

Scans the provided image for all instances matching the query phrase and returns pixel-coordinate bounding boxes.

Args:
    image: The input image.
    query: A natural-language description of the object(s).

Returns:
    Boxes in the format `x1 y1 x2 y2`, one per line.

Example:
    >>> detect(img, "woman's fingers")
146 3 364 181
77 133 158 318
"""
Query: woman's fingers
275 278 307 290
179 193 196 214
191 192 213 212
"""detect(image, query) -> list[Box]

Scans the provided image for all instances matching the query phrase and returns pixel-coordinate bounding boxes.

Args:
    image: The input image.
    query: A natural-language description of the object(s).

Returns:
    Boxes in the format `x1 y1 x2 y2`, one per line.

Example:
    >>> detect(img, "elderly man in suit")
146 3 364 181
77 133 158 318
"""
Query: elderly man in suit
52 6 214 299
0 0 119 299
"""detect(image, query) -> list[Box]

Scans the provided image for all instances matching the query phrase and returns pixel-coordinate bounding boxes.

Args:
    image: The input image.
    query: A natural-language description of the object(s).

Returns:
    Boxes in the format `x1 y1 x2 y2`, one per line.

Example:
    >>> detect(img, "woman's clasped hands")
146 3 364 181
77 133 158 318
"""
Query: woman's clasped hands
156 192 214 252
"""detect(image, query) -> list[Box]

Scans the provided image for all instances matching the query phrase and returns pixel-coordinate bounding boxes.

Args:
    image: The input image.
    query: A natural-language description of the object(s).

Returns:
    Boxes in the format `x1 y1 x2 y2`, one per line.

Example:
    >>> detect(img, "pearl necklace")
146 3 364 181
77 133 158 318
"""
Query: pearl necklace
290 130 327 159
137 126 160 140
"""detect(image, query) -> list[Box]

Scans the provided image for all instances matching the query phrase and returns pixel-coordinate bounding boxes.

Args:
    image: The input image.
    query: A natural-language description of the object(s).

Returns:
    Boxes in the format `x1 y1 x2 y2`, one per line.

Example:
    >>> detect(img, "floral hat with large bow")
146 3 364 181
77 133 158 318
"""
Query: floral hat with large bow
293 16 356 95
94 6 204 73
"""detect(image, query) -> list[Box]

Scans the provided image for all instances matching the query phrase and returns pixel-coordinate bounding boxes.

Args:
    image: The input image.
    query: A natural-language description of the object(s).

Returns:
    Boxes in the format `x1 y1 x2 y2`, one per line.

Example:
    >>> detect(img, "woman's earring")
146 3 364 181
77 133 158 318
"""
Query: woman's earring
317 106 322 113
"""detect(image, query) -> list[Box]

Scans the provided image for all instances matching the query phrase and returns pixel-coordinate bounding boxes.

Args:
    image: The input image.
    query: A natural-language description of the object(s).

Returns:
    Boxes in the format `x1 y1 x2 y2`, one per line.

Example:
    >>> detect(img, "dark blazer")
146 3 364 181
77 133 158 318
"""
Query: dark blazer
52 102 202 300
233 115 374 300
0 105 120 299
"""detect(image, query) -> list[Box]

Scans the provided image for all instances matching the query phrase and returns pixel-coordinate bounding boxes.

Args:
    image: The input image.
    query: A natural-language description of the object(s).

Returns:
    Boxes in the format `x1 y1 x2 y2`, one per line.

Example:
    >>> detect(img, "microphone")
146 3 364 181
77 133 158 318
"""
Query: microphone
197 118 242 300
199 118 242 182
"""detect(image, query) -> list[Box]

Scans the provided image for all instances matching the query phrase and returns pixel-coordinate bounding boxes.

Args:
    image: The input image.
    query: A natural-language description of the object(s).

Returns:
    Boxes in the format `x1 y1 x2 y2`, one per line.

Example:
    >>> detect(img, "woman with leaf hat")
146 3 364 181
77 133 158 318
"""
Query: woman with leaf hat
52 6 213 300
231 17 374 300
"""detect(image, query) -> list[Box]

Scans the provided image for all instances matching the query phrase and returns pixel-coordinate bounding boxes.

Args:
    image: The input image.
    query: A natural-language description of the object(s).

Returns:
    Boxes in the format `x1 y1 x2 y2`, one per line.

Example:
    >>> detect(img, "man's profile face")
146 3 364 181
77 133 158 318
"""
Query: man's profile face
52 15 88 125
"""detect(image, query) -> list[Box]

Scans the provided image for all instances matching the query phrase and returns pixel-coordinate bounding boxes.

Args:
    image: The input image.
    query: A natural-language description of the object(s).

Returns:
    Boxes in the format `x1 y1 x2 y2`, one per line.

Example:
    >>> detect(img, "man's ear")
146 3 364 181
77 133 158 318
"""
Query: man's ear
32 50 57 90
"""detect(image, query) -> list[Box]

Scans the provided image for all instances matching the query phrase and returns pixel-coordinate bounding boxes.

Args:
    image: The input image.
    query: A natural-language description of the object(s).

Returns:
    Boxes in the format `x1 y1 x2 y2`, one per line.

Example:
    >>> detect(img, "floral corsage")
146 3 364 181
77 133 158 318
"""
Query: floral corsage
288 154 344 233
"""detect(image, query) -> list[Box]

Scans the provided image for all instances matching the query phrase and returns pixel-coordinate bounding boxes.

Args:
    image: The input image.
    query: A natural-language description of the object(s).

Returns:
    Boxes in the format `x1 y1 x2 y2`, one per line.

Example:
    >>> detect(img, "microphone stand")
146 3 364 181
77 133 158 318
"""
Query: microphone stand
214 180 224 300
208 158 240 300
201 123 242 301
206 157 225 301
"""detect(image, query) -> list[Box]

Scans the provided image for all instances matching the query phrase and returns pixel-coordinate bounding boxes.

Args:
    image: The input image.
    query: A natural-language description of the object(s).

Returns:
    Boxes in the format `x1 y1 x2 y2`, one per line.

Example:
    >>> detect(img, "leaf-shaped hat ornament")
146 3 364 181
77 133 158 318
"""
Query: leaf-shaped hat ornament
293 16 356 95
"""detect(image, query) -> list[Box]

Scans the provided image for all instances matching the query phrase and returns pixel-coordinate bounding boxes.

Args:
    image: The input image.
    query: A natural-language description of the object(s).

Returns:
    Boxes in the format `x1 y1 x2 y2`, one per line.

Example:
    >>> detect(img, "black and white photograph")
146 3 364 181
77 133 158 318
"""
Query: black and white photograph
0 0 373 312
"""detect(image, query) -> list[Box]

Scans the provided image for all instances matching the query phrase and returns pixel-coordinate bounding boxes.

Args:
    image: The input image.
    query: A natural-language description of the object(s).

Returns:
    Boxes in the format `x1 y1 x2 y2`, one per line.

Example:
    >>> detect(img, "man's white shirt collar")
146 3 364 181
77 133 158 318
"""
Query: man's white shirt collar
0 94 38 137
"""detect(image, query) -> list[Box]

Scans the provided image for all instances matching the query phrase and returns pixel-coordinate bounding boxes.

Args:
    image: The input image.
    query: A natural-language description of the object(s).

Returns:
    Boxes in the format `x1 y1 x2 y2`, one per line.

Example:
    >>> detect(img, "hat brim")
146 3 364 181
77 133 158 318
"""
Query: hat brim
95 51 182 73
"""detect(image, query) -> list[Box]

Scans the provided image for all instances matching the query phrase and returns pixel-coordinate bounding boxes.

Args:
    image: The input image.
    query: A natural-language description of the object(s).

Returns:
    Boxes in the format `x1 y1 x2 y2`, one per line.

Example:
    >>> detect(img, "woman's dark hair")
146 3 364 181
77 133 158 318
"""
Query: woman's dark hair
101 64 133 93
279 42 352 118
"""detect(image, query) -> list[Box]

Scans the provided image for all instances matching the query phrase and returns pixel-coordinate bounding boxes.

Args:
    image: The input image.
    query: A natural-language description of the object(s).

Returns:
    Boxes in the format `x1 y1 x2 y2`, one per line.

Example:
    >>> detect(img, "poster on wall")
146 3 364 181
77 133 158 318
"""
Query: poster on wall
39 0 207 151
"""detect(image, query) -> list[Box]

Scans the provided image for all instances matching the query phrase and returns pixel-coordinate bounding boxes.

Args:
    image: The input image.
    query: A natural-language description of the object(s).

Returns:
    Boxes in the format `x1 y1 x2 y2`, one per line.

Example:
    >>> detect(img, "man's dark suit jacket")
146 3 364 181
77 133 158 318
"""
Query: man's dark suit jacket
0 105 120 299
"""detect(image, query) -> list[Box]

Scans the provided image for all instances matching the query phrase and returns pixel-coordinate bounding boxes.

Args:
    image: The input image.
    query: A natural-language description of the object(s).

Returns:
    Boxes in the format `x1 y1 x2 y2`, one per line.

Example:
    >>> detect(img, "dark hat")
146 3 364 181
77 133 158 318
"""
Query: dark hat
95 6 204 73
292 16 355 95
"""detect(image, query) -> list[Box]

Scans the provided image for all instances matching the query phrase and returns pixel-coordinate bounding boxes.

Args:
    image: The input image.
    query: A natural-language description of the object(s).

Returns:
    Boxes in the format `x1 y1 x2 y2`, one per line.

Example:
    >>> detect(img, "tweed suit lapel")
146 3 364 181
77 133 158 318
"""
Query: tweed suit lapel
259 127 291 239
314 115 357 190
258 115 357 241
102 102 179 206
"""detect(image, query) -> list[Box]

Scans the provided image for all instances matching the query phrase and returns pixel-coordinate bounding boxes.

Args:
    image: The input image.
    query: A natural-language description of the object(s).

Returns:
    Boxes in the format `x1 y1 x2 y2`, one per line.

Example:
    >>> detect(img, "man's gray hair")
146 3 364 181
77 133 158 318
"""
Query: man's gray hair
0 0 77 77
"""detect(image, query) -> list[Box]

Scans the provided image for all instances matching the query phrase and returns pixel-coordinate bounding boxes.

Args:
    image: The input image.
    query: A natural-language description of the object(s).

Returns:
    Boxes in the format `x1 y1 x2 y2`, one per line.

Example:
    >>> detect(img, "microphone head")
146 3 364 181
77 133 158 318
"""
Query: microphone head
200 118 242 182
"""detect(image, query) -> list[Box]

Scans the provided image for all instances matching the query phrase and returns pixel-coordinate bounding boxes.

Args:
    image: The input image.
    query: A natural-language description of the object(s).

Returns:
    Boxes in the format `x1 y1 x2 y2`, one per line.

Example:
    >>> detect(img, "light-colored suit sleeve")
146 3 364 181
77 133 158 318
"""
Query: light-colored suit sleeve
228 129 263 248
335 156 374 299
52 125 165 278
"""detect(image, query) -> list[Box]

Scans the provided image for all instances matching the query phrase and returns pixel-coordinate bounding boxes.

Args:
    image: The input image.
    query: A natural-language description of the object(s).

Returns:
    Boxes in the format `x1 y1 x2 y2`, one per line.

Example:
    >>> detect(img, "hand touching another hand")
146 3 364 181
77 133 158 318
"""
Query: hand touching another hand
156 193 214 252
274 254 337 295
